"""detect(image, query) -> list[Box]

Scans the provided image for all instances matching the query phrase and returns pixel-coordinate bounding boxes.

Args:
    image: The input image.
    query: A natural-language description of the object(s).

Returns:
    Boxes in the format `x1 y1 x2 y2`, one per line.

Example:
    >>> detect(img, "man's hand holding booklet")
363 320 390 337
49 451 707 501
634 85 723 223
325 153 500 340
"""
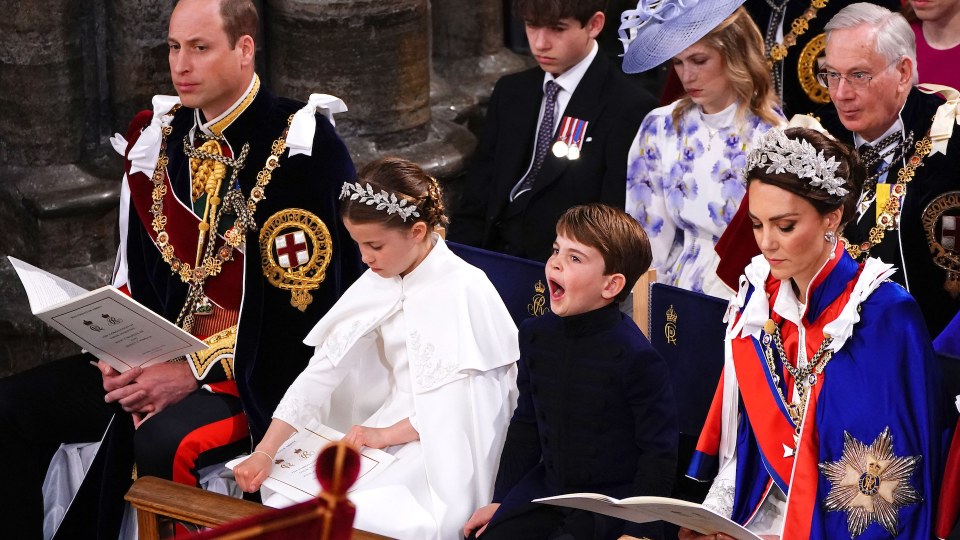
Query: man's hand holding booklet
9 257 207 372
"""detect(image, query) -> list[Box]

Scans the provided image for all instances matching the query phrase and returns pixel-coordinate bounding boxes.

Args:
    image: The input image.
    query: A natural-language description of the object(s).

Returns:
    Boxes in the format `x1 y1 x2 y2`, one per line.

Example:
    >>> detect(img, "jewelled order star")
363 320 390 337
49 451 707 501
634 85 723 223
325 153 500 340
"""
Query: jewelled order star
819 427 922 537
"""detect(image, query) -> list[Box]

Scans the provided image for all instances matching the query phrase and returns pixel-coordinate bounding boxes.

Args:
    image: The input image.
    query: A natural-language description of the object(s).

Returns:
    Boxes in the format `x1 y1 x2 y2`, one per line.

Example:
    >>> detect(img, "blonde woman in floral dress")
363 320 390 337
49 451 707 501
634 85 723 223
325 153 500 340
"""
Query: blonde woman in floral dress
621 3 784 297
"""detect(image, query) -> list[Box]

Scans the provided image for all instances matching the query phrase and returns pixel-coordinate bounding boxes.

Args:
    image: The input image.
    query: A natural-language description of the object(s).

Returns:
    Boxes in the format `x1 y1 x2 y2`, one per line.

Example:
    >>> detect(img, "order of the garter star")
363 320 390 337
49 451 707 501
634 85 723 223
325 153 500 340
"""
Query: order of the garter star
819 427 923 537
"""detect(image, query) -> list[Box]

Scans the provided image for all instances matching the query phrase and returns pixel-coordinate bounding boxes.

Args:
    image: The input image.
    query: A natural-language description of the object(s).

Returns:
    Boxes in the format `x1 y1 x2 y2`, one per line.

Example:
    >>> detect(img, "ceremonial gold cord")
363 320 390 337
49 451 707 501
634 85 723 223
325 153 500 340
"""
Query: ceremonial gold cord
145 106 294 330
844 129 934 260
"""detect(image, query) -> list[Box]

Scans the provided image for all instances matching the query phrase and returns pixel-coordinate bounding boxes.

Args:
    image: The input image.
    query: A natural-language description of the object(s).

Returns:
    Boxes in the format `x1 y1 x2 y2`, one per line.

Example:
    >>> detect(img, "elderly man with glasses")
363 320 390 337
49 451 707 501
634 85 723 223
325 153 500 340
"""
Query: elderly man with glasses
817 2 960 340
714 2 960 340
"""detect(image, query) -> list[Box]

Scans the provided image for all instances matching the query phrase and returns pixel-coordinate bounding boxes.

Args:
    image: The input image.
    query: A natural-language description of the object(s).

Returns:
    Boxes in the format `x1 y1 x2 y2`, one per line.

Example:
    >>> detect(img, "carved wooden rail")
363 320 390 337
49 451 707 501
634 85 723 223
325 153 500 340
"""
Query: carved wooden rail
125 476 393 540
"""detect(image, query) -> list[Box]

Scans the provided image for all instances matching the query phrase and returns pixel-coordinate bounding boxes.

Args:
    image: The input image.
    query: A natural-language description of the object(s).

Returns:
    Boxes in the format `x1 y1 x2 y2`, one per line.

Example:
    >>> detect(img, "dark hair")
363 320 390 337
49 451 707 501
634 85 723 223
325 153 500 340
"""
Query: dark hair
513 0 607 27
219 0 258 48
746 127 865 231
556 204 652 303
341 157 448 230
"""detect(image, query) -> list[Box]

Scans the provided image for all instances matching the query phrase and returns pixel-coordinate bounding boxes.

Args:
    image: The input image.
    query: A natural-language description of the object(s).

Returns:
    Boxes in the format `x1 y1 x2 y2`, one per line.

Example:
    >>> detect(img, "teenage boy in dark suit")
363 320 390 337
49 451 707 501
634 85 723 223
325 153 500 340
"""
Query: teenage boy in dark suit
448 0 657 263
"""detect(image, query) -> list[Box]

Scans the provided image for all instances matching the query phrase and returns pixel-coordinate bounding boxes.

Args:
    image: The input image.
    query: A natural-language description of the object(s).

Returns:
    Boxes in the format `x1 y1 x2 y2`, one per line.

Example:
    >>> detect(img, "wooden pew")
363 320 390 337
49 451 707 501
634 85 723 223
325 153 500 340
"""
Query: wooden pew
125 476 394 540
631 269 657 338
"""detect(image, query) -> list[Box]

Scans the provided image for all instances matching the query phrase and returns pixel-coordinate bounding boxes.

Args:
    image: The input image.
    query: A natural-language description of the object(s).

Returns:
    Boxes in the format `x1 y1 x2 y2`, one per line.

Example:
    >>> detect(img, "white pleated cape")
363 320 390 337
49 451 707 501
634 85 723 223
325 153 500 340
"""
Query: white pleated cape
274 235 519 540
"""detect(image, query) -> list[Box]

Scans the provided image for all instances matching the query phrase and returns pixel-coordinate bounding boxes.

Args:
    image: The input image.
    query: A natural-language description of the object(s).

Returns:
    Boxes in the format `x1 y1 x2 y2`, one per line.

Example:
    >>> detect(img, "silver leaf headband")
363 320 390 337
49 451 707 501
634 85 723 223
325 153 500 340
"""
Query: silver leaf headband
339 182 421 222
744 128 847 197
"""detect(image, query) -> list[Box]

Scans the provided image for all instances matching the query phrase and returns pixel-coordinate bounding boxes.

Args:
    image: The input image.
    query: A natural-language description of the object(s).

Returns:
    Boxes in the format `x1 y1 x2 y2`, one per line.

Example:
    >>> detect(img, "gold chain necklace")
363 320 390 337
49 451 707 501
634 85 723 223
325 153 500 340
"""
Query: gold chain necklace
760 319 834 444
769 0 829 62
844 130 934 260
146 105 294 329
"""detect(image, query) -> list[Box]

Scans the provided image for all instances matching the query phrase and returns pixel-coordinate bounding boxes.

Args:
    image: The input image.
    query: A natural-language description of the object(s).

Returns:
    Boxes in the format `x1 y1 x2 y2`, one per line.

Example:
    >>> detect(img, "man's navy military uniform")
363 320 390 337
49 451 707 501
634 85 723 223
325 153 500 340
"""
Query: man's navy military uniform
0 78 363 540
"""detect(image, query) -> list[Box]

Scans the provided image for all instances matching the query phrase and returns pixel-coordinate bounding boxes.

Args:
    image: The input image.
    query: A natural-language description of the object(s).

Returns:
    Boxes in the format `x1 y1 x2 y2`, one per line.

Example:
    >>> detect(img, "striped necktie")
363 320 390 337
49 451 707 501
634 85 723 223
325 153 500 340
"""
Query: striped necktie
516 80 561 196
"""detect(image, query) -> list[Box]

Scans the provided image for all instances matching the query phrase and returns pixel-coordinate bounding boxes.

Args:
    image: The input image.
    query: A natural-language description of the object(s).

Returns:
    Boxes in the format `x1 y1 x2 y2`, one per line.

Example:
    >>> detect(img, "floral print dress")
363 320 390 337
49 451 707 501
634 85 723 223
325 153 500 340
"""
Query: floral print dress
626 100 781 298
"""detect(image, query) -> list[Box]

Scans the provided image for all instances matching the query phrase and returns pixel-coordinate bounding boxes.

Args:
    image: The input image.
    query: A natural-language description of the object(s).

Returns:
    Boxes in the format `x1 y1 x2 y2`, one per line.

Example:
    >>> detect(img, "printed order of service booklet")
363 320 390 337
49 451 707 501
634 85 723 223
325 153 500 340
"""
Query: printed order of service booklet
228 422 396 504
9 256 207 372
535 493 763 540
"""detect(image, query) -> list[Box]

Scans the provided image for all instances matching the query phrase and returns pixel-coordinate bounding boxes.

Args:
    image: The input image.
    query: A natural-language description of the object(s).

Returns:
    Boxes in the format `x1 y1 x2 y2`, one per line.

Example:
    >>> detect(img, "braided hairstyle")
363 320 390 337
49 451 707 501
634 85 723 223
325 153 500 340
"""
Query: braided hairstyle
746 127 865 231
341 157 449 230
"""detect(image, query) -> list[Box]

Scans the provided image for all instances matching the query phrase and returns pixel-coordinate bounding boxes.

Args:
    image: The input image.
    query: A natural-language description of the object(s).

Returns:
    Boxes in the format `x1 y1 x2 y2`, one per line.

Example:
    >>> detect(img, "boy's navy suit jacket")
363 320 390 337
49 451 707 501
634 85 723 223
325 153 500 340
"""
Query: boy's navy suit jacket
490 303 679 539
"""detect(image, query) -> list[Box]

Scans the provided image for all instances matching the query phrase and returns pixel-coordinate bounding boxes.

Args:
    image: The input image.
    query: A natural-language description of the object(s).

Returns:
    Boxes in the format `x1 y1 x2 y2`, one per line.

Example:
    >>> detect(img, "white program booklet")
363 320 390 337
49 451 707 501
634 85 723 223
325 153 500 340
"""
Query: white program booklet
9 256 207 372
227 422 396 503
534 494 762 540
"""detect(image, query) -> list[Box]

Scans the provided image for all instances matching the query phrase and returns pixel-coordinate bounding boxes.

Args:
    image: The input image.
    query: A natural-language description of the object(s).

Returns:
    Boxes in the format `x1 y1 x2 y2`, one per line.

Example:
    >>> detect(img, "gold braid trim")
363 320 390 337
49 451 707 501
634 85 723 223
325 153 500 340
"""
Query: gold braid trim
844 130 934 260
209 75 261 137
188 325 239 380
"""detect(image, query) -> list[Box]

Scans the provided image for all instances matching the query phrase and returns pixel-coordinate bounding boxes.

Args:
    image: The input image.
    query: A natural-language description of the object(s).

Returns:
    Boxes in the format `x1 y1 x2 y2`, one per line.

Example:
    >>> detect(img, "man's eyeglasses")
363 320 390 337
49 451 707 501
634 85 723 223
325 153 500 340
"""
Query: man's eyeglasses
817 57 901 90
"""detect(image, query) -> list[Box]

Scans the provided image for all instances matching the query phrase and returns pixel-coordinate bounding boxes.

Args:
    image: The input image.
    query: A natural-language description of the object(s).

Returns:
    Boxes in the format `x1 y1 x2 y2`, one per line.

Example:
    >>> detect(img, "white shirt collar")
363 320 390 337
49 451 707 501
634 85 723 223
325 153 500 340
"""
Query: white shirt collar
772 280 806 326
542 41 598 95
770 249 834 326
699 100 739 131
196 74 258 137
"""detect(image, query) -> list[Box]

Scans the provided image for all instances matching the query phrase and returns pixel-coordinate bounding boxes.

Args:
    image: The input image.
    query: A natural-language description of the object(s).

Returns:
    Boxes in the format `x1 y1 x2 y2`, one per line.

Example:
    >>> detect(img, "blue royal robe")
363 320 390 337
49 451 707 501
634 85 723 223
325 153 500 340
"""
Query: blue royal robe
689 245 943 539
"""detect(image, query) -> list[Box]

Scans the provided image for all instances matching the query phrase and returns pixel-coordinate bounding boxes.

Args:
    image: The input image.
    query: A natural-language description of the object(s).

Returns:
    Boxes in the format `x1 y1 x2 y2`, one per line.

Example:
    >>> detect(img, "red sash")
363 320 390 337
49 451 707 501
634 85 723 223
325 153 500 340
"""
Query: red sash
731 269 859 537
124 115 244 312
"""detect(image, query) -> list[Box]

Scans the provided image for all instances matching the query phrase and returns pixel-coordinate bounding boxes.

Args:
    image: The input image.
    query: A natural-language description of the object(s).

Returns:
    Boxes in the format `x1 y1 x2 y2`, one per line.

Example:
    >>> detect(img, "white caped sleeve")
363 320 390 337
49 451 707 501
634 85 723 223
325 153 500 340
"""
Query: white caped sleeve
273 331 375 431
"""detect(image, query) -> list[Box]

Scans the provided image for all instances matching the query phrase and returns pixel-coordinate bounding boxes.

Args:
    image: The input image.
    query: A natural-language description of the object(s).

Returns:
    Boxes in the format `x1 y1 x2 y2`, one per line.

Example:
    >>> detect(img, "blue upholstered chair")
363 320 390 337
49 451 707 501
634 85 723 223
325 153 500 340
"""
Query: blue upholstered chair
446 242 551 327
645 283 728 504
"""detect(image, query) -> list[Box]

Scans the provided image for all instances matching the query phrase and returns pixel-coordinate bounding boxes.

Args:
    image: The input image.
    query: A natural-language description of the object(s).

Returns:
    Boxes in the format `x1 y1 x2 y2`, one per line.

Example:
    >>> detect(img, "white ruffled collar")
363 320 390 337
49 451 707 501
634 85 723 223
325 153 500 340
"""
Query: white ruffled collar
727 253 895 352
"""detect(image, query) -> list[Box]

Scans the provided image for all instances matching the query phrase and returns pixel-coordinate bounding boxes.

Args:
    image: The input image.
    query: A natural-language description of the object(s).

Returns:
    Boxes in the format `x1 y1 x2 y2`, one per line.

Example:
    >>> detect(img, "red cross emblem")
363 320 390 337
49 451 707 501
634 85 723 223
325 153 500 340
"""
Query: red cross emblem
943 216 958 251
275 231 309 269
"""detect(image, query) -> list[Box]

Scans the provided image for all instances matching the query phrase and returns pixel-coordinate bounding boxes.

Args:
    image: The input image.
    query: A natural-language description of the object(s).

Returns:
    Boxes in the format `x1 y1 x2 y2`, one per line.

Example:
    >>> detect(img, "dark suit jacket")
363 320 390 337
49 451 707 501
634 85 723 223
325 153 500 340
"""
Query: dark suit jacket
448 52 657 263
488 303 679 539
818 87 960 338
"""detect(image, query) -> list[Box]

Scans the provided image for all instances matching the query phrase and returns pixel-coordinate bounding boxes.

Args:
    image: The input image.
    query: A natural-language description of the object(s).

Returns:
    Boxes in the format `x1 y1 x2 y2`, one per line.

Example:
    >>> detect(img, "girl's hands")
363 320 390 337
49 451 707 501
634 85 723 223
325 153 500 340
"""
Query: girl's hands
234 452 273 493
343 425 391 449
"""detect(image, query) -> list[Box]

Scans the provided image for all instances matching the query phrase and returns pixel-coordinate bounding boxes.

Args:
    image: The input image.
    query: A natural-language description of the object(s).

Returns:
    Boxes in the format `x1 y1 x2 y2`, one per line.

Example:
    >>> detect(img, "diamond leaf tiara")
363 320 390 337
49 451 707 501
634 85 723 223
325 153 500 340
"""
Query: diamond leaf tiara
744 128 847 197
339 182 421 222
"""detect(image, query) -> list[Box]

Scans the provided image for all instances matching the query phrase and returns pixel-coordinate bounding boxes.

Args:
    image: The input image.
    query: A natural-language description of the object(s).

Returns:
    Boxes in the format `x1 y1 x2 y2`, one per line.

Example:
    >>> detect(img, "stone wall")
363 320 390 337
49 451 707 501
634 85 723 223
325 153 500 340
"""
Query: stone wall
0 0 527 377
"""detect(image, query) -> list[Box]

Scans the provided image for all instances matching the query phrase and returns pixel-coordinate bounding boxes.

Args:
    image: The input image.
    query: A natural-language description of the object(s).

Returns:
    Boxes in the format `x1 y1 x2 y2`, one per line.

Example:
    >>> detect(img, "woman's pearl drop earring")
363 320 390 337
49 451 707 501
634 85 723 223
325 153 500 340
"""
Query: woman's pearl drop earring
825 230 837 259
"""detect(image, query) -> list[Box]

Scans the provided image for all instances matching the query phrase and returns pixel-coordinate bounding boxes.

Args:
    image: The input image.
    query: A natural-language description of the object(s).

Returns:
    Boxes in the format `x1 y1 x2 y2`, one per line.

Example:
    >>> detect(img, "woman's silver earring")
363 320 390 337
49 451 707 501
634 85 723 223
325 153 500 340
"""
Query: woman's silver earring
825 231 837 259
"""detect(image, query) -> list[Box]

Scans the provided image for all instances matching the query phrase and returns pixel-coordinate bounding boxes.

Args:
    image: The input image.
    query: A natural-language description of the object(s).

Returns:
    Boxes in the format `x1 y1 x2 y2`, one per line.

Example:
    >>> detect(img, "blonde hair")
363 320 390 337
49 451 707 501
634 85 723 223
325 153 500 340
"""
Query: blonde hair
671 7 781 132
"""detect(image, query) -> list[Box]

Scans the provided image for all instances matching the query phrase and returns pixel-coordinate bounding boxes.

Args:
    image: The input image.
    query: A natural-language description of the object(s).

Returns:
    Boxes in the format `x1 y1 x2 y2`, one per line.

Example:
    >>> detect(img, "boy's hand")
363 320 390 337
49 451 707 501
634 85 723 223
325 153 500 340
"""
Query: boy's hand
234 452 273 493
463 503 500 538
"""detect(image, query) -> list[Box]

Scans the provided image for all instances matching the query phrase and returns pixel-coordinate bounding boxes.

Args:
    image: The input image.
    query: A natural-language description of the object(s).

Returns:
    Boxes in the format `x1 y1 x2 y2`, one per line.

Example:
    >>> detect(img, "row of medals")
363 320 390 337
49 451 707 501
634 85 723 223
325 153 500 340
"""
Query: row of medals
552 140 581 161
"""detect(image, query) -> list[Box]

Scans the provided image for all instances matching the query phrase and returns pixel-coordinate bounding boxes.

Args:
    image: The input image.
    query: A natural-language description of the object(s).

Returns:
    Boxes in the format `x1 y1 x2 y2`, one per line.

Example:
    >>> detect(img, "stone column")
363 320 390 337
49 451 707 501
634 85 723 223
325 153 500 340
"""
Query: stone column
0 0 85 166
432 0 527 107
0 0 120 375
106 0 177 132
265 0 476 180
